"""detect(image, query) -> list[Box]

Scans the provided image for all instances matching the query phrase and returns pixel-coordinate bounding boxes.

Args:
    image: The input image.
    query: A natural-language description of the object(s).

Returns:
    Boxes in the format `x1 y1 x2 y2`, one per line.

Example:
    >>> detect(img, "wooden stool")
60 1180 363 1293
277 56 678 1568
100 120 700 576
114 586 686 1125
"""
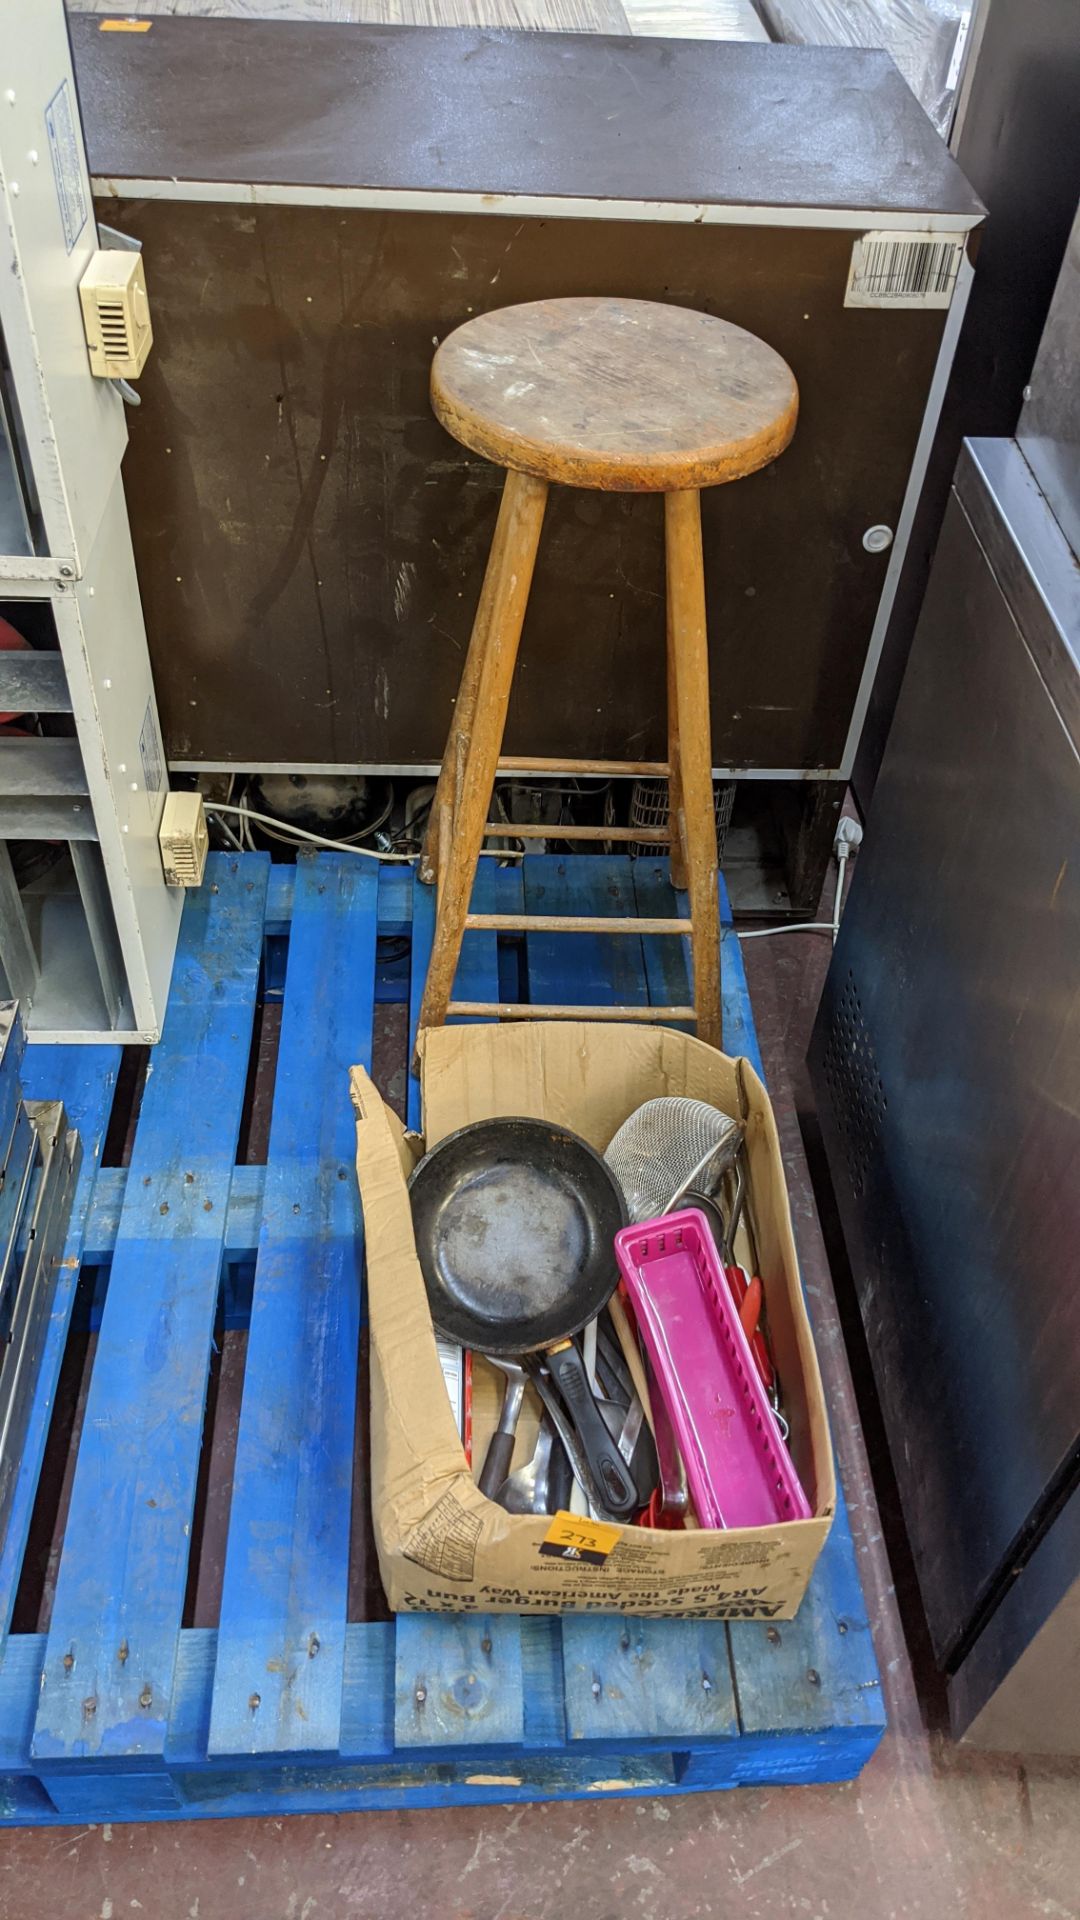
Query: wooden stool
417 297 798 1051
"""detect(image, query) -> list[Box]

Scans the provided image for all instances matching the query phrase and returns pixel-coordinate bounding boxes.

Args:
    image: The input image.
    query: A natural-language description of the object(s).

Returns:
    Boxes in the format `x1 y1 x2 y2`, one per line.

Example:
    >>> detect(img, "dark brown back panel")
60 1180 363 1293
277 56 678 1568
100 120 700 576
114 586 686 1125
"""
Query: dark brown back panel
103 202 946 769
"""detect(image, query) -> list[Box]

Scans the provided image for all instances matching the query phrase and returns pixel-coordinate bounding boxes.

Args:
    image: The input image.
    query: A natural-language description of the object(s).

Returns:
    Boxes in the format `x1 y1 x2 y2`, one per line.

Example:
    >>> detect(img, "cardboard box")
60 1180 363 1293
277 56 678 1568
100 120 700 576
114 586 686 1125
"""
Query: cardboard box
351 1021 835 1619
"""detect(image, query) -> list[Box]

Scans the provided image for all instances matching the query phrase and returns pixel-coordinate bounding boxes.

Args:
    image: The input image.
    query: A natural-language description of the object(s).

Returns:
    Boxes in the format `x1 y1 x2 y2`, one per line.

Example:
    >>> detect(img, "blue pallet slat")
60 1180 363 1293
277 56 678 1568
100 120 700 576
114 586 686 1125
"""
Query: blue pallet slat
166 1750 676 1823
339 1623 396 1758
524 856 703 1753
716 874 759 1068
83 1163 266 1268
172 1619 545 1773
519 1617 567 1748
0 1774 54 1823
264 863 295 931
400 862 529 1747
561 1617 739 1744
727 1476 884 1741
377 864 413 937
208 855 378 1758
680 867 885 1759
632 860 754 1055
78 1167 126 1262
347 1619 562 1760
631 857 695 1028
523 858 738 1755
164 1629 218 1769
31 855 269 1769
42 1767 184 1822
678 1723 881 1791
523 853 649 1008
406 860 521 1130
337 1619 557 1762
0 1044 121 1641
0 1633 44 1778
393 1614 525 1749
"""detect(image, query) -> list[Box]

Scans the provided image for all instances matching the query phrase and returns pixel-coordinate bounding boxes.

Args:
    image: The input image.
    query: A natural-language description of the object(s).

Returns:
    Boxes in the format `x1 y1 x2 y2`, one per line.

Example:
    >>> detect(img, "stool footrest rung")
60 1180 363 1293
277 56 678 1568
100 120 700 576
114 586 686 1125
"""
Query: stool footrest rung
462 913 690 935
446 1001 697 1022
496 756 670 777
483 822 658 842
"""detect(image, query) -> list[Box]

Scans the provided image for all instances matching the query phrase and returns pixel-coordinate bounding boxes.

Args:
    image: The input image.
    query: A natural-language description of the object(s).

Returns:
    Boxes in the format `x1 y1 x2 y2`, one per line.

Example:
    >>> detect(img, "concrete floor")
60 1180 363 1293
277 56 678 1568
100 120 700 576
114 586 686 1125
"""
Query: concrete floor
1 912 1079 1919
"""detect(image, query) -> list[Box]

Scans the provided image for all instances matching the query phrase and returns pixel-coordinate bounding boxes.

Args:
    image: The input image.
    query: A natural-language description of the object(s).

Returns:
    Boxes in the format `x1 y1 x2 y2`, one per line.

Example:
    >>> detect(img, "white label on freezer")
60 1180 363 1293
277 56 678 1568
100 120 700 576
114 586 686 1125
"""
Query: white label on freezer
845 231 964 310
44 81 88 255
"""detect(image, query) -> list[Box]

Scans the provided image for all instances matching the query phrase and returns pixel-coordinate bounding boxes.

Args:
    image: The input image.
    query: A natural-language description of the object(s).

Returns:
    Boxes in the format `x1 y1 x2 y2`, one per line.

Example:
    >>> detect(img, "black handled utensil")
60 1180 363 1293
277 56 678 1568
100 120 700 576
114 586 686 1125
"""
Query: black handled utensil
478 1358 527 1498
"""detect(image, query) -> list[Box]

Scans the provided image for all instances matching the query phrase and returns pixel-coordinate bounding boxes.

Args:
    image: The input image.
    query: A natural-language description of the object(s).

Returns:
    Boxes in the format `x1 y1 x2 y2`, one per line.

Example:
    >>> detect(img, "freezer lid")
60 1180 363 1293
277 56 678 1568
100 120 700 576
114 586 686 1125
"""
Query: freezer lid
72 16 985 220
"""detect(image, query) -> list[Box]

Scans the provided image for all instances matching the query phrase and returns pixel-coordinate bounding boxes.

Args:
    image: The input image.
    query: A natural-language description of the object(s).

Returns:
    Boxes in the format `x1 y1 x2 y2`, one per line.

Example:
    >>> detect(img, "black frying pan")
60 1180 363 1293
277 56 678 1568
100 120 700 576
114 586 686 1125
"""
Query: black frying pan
409 1117 638 1518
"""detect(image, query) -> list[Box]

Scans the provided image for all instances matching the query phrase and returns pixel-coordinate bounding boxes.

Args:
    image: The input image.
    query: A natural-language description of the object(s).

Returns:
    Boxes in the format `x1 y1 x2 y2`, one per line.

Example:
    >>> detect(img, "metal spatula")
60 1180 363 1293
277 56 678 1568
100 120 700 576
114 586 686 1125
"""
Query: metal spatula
604 1097 742 1223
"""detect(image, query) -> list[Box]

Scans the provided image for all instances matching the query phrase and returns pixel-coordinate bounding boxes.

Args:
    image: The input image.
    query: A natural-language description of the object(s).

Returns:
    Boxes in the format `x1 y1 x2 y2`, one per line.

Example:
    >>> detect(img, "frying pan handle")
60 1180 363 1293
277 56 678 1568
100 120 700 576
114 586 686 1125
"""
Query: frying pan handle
528 1363 608 1517
546 1342 639 1519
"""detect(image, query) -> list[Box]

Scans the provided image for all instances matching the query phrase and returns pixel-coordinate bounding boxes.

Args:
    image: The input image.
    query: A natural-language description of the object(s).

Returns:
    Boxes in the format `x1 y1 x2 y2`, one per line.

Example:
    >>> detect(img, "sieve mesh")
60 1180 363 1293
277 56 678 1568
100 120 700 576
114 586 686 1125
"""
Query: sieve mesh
604 1097 740 1223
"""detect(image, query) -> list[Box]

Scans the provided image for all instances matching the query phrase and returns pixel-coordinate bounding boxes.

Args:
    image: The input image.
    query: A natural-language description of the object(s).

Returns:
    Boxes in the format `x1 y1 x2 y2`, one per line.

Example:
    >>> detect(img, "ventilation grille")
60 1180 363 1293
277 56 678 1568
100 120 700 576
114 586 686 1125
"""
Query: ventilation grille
96 298 132 357
164 840 201 885
821 970 887 1200
159 792 208 889
79 250 153 380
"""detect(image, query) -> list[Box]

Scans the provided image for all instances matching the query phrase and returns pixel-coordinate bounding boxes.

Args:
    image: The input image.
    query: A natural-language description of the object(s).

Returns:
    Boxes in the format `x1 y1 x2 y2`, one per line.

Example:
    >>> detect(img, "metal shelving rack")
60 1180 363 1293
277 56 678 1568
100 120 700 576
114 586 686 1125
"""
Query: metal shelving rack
0 1 180 1041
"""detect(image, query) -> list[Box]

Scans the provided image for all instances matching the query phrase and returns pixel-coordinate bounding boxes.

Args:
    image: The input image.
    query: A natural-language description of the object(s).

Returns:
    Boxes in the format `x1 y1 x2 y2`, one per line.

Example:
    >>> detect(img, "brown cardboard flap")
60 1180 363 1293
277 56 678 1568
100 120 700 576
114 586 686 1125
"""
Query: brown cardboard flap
418 1020 746 1153
350 1068 469 1519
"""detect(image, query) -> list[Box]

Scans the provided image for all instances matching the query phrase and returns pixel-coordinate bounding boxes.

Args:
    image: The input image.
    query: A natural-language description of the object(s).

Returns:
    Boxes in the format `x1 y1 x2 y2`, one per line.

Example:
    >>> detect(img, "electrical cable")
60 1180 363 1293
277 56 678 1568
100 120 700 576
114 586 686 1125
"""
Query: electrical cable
737 817 863 942
737 921 835 939
831 851 849 945
210 800 415 861
208 800 524 863
206 810 244 854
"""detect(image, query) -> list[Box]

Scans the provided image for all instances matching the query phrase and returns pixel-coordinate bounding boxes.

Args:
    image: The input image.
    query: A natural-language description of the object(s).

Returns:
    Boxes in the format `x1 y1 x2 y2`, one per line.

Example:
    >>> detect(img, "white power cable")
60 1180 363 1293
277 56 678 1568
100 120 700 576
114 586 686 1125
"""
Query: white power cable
208 800 416 861
738 920 835 939
831 857 849 943
207 800 524 863
207 810 244 854
831 816 863 945
737 816 863 943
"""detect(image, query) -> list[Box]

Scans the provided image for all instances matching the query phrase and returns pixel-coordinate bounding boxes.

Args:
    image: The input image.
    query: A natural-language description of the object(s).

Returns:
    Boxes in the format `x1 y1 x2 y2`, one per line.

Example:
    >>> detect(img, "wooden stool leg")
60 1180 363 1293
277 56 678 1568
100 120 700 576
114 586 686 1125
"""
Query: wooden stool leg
417 469 548 1040
665 488 721 1050
666 576 688 892
420 476 522 886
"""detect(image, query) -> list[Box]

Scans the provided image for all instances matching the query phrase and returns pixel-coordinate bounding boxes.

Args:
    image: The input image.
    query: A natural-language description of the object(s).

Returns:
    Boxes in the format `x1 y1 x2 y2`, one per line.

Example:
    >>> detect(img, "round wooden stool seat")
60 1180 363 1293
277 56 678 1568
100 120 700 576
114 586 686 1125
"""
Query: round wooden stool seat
431 296 798 493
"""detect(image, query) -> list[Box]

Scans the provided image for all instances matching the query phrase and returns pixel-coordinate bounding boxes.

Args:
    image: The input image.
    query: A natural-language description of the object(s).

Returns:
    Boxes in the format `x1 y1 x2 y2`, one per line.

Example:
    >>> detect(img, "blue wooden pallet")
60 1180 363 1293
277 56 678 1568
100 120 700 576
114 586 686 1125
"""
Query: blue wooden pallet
0 852 884 1824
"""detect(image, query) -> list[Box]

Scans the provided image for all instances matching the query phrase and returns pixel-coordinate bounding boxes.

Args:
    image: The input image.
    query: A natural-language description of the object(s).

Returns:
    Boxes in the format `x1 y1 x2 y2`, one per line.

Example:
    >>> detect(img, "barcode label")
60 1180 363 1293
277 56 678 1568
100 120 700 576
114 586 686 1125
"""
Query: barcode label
845 231 964 309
